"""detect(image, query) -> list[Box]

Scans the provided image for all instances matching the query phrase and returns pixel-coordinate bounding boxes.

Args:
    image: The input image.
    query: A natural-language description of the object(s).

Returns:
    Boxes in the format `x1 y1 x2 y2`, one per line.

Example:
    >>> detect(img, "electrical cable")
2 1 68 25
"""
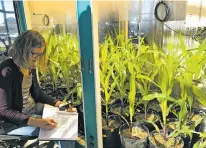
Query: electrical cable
154 1 170 22
33 13 50 26
42 15 50 26
33 13 50 33
193 27 206 42
162 22 192 37
154 1 201 39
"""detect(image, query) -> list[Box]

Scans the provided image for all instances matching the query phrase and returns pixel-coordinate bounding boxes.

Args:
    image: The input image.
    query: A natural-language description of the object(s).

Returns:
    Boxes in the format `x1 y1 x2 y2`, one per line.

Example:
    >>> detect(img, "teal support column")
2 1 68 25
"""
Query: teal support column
77 1 102 148
15 1 27 33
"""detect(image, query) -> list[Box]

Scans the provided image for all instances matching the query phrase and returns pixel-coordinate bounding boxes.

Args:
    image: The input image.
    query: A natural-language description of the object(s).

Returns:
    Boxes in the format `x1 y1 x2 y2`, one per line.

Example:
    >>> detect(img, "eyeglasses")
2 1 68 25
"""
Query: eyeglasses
31 51 43 58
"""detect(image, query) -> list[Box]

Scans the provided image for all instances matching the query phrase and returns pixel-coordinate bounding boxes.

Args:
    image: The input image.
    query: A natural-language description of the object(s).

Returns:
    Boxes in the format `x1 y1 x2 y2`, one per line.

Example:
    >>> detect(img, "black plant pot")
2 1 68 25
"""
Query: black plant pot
148 100 179 119
149 130 184 148
110 102 130 121
102 101 116 115
102 114 122 148
133 112 160 133
167 118 192 148
72 101 82 111
110 99 145 115
78 104 85 135
119 122 149 148
56 87 67 100
189 108 206 147
110 100 161 132
101 103 108 114
43 84 54 95
148 100 162 115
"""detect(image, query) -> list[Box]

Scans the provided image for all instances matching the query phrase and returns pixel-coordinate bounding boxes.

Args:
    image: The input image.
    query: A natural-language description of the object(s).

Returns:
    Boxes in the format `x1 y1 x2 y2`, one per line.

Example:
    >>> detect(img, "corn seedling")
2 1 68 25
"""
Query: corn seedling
38 28 82 103
100 35 117 125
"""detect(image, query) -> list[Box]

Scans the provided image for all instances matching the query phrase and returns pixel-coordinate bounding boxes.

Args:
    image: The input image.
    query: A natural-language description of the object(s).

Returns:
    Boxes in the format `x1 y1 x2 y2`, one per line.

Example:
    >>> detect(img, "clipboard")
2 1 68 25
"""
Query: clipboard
38 104 78 140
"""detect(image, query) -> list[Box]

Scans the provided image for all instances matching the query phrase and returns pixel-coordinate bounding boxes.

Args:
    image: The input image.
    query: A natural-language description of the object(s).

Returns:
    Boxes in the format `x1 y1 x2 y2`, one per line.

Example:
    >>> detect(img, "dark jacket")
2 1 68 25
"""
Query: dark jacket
0 58 58 127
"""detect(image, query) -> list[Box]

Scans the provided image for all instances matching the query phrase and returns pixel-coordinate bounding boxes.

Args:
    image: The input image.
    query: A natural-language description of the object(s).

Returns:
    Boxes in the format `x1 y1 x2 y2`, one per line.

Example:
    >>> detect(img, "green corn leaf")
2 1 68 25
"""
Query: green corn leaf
136 74 160 89
167 102 177 117
193 140 206 148
146 120 160 133
129 70 136 123
142 93 176 102
193 141 201 148
199 132 206 138
192 85 206 106
169 125 193 140
179 35 187 58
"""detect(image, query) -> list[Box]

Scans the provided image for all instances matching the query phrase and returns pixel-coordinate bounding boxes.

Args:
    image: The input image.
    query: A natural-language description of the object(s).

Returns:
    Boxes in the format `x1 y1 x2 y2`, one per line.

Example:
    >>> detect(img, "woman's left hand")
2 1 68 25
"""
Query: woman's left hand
55 101 77 112
55 101 62 107
67 104 77 112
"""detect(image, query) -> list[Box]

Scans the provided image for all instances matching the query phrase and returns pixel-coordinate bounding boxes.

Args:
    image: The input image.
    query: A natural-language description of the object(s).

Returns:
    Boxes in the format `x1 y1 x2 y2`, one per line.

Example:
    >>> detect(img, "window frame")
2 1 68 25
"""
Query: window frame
0 1 19 53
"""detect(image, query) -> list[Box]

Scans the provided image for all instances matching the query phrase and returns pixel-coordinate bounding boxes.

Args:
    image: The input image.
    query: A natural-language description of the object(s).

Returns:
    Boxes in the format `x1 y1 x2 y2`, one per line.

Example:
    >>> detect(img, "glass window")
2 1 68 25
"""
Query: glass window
0 13 6 52
0 1 18 54
2 1 14 11
6 13 18 37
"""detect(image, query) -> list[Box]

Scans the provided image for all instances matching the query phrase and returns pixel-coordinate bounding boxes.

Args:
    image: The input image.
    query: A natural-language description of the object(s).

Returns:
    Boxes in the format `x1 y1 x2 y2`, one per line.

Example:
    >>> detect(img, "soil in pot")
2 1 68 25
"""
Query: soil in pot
119 122 149 148
149 130 184 148
166 118 179 132
166 118 191 148
102 115 122 148
110 103 130 119
133 113 160 132
187 108 206 124
187 109 206 147
188 114 202 122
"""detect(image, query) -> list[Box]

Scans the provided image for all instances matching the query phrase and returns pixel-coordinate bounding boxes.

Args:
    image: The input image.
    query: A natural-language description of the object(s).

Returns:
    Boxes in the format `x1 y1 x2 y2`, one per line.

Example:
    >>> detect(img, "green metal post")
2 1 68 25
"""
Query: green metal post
15 1 27 33
77 1 102 148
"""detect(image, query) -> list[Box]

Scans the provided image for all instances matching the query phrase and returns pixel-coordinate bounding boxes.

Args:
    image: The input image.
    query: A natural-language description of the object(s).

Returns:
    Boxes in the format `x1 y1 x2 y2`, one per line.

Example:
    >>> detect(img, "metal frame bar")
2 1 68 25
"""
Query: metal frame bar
13 1 27 33
0 9 15 13
77 1 103 148
0 0 11 46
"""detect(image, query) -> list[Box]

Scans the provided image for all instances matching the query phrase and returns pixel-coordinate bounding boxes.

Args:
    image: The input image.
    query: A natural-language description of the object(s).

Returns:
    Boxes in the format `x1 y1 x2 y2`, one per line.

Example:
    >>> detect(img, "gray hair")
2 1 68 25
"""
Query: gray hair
8 30 46 69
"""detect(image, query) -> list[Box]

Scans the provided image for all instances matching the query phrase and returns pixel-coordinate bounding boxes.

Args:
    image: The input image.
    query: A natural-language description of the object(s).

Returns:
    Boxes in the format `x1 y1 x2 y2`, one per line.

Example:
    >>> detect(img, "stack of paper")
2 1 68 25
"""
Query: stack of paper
38 104 78 140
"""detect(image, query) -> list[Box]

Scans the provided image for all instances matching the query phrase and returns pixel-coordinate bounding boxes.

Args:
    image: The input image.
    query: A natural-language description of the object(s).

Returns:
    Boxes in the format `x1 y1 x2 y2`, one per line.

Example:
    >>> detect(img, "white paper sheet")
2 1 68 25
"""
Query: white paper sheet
38 104 78 140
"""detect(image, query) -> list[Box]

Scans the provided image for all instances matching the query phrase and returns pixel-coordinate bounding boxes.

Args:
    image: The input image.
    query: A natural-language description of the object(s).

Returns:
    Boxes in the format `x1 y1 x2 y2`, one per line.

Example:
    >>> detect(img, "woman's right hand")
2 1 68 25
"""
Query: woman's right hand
27 117 57 129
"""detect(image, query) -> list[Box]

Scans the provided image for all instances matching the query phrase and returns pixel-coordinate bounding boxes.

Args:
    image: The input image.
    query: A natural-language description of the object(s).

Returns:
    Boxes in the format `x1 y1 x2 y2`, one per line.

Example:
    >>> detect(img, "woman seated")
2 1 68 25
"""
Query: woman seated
0 30 75 148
